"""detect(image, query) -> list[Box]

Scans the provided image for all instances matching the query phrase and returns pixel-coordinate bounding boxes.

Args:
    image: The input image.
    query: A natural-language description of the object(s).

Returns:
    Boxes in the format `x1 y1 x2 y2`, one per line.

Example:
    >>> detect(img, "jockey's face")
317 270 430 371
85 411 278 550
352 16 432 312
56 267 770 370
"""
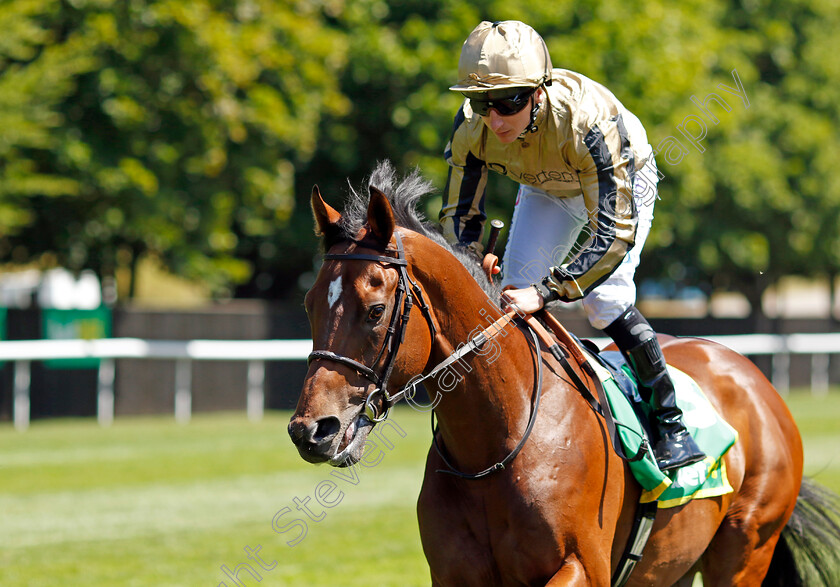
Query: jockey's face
479 88 543 144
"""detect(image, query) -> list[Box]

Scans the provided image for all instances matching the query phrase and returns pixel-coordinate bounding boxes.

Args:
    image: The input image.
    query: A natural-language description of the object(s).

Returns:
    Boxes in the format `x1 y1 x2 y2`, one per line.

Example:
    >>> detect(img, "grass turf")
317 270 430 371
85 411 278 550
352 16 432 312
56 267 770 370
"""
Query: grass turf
1 392 838 586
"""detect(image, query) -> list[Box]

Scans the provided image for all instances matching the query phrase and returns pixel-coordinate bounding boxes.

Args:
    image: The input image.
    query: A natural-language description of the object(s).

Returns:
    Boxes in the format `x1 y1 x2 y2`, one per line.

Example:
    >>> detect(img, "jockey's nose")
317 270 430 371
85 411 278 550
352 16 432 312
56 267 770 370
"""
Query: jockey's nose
487 109 505 130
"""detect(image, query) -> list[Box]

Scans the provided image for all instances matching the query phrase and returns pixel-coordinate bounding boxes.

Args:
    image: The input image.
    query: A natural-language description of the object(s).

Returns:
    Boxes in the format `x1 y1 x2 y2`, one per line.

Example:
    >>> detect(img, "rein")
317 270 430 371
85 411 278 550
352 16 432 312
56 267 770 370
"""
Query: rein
431 323 544 480
307 232 437 423
307 231 544 480
307 228 659 582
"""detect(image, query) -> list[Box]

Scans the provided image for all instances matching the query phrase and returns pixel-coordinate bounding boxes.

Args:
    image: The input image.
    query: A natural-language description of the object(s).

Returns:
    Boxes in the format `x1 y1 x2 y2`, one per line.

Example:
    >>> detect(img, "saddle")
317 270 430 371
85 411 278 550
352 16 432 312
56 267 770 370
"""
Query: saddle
530 309 738 506
528 309 738 585
523 311 646 462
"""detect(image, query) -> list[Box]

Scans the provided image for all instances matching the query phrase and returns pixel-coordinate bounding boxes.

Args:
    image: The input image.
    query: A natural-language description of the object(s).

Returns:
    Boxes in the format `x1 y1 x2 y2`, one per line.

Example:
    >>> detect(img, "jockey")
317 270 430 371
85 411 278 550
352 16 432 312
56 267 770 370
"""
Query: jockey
440 20 705 471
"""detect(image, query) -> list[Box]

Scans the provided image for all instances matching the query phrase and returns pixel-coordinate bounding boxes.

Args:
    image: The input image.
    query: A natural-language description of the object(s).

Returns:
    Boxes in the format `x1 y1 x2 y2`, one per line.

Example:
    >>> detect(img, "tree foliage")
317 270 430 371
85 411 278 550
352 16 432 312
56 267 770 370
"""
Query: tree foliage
0 0 348 297
635 0 840 315
0 0 838 311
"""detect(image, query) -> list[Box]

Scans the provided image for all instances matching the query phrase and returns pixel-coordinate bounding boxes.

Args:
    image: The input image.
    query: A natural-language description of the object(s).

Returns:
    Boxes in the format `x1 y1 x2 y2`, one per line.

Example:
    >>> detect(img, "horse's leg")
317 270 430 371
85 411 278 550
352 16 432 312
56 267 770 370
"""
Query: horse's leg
699 427 799 585
672 341 802 586
700 507 789 586
418 453 502 587
705 407 800 581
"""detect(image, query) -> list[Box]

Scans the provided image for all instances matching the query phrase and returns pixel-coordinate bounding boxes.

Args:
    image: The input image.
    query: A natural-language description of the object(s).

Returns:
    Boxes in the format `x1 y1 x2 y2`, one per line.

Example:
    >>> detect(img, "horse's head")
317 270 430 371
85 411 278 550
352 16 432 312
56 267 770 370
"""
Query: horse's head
288 183 435 466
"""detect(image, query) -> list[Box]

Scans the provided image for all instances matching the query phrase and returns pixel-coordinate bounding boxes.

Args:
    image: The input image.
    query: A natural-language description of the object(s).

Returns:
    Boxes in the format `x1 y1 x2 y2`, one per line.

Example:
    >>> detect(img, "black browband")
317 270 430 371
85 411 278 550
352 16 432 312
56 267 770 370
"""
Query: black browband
307 232 436 421
308 231 544 482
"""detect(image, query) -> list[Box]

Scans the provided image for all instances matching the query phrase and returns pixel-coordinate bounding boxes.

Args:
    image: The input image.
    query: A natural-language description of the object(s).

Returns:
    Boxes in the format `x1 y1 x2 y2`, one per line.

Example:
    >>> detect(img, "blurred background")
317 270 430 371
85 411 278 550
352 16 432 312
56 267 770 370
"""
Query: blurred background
2 1 840 585
1 0 839 418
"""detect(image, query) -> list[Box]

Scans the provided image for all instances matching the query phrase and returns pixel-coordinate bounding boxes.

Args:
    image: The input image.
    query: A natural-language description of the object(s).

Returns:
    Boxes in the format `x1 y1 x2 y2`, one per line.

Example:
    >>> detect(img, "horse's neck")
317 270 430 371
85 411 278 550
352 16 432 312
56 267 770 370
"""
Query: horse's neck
409 243 537 470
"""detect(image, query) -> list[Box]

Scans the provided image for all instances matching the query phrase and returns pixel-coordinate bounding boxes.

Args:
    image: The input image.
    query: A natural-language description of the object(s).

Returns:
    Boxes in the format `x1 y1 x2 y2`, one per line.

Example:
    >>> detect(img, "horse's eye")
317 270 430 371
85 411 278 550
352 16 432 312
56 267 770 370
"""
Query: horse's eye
367 304 386 323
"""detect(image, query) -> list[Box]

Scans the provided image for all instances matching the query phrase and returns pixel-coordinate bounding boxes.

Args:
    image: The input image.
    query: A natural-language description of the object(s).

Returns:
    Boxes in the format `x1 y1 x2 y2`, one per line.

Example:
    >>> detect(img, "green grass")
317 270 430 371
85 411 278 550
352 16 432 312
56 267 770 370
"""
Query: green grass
0 409 432 586
785 389 840 494
1 392 838 586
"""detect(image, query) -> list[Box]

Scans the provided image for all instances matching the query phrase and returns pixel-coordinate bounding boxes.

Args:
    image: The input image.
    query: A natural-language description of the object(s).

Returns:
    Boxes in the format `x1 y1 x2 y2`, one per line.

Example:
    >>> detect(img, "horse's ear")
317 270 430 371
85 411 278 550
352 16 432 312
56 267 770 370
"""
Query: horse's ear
367 186 395 244
311 185 342 238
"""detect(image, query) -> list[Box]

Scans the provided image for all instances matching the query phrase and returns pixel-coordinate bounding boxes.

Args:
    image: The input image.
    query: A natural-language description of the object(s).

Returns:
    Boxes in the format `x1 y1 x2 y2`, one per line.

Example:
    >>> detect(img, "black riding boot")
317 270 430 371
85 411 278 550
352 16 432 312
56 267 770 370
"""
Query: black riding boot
604 306 706 472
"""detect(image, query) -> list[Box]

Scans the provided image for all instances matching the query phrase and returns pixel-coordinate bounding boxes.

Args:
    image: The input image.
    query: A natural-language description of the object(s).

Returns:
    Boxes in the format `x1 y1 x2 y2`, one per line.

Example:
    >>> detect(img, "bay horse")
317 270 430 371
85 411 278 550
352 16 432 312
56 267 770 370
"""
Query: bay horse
289 162 840 586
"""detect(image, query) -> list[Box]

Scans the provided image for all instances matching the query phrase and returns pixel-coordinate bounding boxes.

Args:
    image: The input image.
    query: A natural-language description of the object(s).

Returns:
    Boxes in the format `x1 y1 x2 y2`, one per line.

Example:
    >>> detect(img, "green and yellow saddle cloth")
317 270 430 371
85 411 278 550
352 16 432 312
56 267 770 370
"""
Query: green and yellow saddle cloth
588 351 739 508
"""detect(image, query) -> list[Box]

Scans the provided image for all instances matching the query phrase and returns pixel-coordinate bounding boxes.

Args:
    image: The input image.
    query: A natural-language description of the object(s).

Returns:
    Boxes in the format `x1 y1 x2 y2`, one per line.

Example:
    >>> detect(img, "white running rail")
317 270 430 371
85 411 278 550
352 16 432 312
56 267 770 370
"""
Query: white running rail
2 338 312 431
3 333 839 430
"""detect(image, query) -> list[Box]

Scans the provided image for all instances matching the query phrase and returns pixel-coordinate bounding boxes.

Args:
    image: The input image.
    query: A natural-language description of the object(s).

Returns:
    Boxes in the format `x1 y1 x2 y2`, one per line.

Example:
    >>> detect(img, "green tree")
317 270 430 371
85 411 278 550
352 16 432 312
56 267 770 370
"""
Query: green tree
0 0 348 298
634 0 840 322
2 0 839 316
0 0 97 243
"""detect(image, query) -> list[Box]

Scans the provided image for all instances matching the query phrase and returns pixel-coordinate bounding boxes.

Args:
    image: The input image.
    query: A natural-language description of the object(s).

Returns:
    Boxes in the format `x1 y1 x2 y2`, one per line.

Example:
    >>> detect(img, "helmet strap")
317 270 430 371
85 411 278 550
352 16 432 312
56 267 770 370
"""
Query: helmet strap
525 90 542 134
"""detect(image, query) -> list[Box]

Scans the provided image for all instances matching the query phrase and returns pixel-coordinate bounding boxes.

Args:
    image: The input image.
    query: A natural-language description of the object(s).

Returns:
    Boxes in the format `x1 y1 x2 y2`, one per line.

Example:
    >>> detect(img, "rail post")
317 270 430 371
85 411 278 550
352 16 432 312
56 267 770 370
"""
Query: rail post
13 360 31 432
175 358 192 424
97 358 116 426
247 360 265 422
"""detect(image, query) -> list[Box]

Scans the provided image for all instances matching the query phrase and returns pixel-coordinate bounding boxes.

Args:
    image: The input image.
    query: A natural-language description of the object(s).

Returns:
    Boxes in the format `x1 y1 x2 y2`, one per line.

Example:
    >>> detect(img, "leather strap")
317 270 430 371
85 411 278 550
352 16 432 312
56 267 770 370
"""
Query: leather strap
432 322 543 480
323 252 407 265
534 310 648 463
308 350 379 384
612 501 659 586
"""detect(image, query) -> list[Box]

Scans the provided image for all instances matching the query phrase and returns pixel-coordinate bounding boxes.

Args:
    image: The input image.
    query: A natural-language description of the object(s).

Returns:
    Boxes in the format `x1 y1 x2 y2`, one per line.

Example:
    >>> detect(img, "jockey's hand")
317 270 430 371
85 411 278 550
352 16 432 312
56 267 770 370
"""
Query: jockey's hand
501 286 545 314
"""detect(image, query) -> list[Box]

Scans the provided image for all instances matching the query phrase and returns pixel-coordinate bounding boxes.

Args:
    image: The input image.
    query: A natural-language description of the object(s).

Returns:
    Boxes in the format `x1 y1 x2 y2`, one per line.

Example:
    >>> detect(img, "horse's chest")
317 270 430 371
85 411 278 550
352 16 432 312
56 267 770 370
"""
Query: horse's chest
420 479 562 585
486 515 559 581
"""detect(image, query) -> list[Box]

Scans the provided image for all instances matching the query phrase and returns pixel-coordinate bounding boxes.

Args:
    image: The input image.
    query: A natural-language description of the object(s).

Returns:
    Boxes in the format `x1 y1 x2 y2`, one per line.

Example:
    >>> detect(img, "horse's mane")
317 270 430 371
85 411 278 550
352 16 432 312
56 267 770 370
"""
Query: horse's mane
335 160 499 298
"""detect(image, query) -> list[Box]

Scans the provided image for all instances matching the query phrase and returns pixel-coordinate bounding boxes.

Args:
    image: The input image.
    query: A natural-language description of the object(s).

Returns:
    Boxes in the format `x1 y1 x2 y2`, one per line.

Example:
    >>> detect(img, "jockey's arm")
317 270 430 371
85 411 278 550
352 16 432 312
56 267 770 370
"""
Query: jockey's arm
440 110 489 254
539 117 639 303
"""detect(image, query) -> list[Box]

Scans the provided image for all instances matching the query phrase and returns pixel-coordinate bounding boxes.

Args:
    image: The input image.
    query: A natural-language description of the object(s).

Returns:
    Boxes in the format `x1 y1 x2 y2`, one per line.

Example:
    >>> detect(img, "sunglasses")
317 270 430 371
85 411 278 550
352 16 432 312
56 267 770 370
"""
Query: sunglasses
465 88 537 117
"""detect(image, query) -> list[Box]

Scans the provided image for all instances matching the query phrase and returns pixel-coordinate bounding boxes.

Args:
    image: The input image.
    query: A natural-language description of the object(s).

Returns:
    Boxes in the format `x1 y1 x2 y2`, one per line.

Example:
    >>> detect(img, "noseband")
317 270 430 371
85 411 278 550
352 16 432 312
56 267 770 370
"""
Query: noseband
308 231 547 481
307 232 436 422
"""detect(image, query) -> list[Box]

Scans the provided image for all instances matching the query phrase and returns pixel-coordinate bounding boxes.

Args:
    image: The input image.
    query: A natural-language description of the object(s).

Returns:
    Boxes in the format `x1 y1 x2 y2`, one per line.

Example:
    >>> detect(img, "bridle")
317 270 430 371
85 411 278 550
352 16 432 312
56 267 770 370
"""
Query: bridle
307 230 544 480
307 232 437 423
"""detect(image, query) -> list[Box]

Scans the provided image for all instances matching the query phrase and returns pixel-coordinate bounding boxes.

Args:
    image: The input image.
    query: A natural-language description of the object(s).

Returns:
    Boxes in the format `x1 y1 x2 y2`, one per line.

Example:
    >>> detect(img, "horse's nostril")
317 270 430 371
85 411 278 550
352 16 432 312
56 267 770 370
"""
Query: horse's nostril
313 417 340 443
312 416 341 443
288 417 340 448
288 420 308 444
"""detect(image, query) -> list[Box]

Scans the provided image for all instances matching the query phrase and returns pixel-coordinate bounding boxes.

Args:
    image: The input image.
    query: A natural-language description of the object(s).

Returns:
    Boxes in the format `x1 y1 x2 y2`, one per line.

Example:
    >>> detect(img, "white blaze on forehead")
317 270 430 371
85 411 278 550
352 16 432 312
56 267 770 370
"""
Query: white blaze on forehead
327 276 342 308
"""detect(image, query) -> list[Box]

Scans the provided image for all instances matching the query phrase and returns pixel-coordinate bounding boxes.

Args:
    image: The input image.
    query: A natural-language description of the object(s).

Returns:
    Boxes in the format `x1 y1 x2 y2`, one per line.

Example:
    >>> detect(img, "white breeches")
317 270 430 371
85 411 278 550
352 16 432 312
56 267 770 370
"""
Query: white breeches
501 153 660 330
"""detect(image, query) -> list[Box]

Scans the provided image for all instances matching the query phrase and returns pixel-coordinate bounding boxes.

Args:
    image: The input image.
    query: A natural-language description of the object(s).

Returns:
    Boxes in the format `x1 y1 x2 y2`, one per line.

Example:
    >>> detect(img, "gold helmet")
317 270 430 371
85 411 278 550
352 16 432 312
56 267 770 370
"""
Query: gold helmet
450 21 552 93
